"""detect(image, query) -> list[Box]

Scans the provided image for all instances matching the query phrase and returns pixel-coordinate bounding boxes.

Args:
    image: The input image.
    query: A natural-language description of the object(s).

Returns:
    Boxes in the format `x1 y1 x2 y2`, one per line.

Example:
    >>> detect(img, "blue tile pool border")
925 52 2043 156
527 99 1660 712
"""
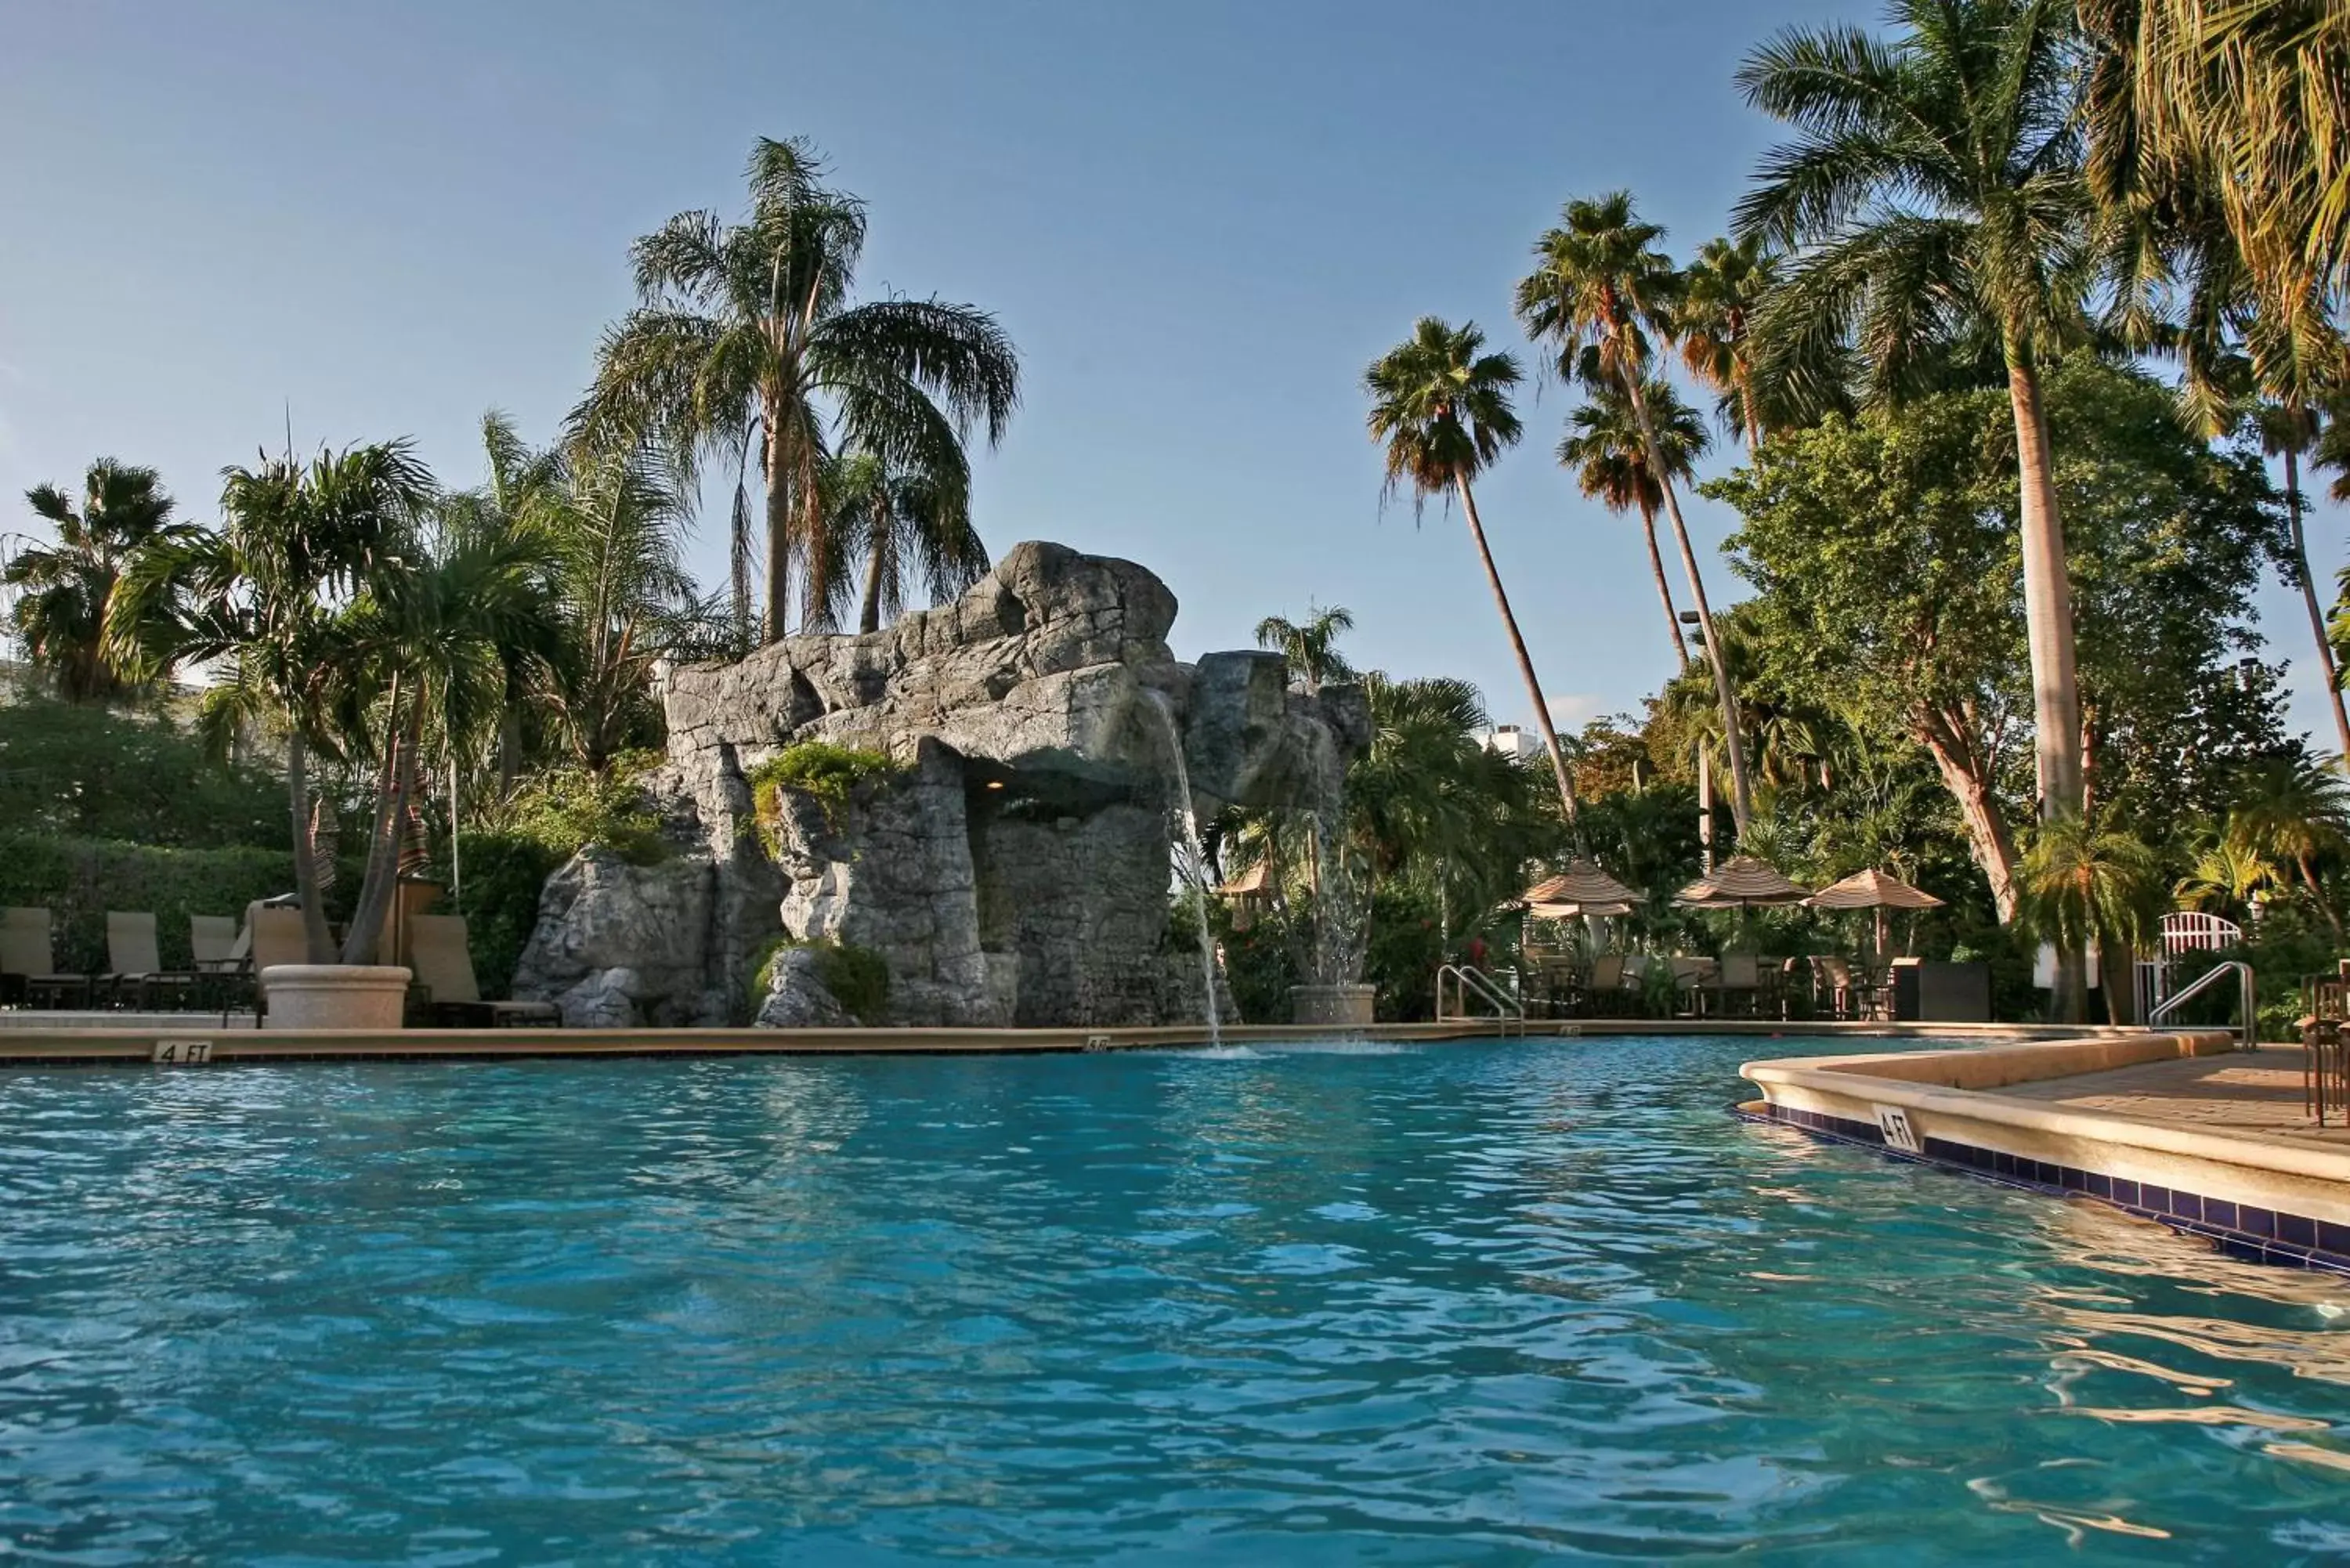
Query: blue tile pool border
1741 1100 2350 1277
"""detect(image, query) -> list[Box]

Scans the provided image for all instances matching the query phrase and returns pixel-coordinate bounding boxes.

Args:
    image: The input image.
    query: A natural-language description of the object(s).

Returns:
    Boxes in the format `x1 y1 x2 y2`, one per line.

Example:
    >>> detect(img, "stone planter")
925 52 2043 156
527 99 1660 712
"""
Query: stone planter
261 965 411 1031
1289 983 1376 1027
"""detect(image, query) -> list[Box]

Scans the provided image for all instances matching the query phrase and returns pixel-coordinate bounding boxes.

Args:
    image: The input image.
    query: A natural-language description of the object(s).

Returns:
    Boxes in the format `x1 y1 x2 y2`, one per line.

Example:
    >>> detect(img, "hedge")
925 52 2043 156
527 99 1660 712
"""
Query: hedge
0 833 298 972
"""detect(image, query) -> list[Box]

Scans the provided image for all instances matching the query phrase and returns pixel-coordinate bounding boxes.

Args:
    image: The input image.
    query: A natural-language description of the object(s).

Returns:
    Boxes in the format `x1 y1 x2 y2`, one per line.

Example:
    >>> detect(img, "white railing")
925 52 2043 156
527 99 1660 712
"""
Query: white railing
2147 959 2257 1051
1436 963 1524 1034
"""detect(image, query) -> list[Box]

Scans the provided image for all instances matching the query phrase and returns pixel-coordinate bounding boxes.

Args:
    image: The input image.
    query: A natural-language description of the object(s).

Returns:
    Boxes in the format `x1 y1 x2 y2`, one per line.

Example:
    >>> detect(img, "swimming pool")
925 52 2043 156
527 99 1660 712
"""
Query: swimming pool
2 1035 2345 1563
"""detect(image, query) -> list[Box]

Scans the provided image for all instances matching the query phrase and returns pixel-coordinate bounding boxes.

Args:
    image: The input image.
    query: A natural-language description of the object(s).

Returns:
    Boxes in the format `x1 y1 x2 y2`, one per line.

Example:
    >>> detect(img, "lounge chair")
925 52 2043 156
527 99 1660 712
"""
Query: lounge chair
242 905 313 1021
406 915 559 1028
105 912 199 1009
1585 954 1624 1017
190 915 238 970
1716 952 1760 1018
0 907 91 1009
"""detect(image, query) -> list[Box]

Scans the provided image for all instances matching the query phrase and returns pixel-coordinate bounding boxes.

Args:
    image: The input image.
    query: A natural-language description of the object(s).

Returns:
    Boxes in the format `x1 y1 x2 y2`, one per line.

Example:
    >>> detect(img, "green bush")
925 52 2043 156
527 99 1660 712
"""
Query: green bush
453 832 563 999
748 933 892 1024
0 833 294 971
747 742 902 849
494 755 669 867
1365 884 1446 1022
0 692 285 848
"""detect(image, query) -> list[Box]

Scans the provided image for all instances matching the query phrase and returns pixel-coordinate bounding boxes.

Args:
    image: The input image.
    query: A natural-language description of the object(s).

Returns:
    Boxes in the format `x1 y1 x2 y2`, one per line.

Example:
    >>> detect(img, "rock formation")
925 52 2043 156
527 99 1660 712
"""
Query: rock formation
512 541 1368 1028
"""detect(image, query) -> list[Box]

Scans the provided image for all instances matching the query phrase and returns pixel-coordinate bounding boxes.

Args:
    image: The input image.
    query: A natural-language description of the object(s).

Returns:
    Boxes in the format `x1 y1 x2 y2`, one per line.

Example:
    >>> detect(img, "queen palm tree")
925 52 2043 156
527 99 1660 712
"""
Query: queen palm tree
9 461 194 702
1254 604 1358 695
1557 378 1706 667
1516 191 1753 835
2016 813 2164 1023
573 136 1018 641
820 446 990 636
1364 318 1579 831
1676 235 1780 451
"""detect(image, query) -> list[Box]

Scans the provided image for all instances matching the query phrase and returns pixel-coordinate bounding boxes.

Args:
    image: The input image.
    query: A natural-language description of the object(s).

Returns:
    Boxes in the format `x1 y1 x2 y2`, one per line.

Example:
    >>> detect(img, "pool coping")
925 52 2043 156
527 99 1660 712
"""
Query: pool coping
1740 1031 2350 1274
0 1017 2131 1065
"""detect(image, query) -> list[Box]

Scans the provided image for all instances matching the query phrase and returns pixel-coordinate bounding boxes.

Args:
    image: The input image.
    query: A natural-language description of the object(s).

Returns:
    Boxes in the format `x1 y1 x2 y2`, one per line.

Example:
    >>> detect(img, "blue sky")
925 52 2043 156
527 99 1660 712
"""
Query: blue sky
2 0 2337 744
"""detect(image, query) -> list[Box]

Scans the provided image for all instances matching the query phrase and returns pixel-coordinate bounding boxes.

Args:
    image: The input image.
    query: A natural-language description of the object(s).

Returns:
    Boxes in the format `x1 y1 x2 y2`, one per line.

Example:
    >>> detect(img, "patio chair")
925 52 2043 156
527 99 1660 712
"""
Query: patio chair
2301 976 2350 1127
1670 956 1712 1017
104 912 199 1010
405 915 559 1028
1716 952 1761 1018
246 905 311 1021
190 915 238 970
1585 955 1624 1016
0 907 91 1010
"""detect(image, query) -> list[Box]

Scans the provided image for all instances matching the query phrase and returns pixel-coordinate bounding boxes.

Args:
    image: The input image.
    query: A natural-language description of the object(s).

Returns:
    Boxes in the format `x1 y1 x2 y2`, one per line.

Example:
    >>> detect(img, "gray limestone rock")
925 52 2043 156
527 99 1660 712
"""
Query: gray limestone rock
514 540 1367 1029
753 947 852 1028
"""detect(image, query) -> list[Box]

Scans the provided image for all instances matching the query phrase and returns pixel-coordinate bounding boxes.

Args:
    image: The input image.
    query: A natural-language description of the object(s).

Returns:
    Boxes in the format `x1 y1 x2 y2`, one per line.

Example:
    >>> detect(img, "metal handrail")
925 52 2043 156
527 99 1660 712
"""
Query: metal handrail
2147 959 2256 1050
1437 963 1524 1034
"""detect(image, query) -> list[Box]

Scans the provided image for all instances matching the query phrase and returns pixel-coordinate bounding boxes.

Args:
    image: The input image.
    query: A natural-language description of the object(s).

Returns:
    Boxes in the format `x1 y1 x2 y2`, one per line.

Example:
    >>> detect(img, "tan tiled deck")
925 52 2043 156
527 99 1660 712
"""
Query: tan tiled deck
2000 1047 2350 1143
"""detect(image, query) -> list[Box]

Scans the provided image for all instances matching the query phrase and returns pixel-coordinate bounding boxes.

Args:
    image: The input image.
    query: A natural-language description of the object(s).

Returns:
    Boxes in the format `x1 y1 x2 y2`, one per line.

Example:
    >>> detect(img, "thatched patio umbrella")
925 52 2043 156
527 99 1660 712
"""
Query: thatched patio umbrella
1806 867 1943 957
1519 859 1645 921
1673 854 1811 909
1217 859 1277 931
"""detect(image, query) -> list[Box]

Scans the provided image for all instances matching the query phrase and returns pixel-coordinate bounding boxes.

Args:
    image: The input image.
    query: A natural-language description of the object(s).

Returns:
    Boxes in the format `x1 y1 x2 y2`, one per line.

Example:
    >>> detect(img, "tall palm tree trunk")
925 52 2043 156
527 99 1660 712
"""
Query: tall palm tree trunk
1454 475 1582 839
342 701 425 965
285 727 335 964
2005 353 2091 1021
2282 443 2350 761
858 493 891 634
761 416 791 641
1624 374 1753 836
1636 498 1691 666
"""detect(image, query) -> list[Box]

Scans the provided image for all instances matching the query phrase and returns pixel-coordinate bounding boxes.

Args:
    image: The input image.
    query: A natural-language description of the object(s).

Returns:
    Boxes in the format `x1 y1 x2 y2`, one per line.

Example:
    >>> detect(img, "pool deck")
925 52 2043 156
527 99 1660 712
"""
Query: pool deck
1741 1031 2350 1273
0 1015 2104 1064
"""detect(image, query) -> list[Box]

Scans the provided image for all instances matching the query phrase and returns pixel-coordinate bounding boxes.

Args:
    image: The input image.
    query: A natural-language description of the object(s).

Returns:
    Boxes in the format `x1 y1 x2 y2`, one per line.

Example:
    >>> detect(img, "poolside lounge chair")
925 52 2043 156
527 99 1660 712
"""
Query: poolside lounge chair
190 915 238 970
1 907 91 1009
105 912 199 1009
1584 955 1623 1017
1716 952 1760 1018
406 915 559 1028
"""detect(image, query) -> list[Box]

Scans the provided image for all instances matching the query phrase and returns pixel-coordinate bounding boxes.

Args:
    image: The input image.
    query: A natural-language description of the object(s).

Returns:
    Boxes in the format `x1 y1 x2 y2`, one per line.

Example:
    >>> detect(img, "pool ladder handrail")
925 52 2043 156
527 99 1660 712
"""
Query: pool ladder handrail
2146 959 2256 1050
1436 963 1524 1035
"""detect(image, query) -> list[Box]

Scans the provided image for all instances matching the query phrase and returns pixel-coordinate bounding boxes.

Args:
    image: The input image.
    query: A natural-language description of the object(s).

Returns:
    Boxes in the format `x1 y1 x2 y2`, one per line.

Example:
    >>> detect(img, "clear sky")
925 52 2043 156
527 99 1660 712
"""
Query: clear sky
2 0 2337 745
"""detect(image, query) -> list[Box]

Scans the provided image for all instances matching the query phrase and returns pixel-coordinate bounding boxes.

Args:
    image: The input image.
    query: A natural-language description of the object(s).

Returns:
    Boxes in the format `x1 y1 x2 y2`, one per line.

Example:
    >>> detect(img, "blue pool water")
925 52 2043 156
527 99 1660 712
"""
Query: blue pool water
2 1036 2348 1565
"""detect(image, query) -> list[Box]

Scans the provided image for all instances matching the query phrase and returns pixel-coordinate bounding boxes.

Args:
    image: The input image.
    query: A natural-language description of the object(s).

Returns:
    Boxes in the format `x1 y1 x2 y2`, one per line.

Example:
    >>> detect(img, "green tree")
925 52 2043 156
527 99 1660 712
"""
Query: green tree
823 446 989 636
574 136 1018 641
9 461 193 702
2226 753 2350 938
1254 604 1358 695
1676 233 1780 451
1557 378 1707 667
112 443 432 962
1517 190 1754 833
1364 317 1582 833
2016 813 2164 1022
1737 0 2095 846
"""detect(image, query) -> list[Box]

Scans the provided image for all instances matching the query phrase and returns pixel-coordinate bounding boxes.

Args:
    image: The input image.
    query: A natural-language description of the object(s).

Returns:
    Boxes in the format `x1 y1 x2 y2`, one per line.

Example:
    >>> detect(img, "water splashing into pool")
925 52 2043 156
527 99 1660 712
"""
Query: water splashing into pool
1144 687 1221 1043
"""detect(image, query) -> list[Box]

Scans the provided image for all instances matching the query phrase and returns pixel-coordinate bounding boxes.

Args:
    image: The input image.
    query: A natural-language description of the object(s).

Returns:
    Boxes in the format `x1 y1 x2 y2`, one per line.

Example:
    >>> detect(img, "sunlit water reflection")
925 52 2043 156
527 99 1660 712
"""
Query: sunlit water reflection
2 1037 2346 1564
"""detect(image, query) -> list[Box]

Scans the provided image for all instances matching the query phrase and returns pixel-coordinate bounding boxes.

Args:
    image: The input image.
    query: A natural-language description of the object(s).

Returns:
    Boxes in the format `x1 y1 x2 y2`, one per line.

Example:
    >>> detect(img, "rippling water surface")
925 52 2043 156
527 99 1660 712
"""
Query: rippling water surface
3 1036 2349 1564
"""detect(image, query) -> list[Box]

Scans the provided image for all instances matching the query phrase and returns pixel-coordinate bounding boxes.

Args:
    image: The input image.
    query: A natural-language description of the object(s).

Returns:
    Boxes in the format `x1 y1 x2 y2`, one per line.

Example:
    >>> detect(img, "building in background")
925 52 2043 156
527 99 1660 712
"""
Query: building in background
1483 724 1540 763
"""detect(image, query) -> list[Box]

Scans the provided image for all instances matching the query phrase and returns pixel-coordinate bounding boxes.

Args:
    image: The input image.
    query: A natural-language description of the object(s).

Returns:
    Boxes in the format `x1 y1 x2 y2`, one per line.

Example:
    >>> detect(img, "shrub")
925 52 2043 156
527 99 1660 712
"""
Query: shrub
748 933 892 1024
0 691 285 848
452 833 564 999
747 742 902 850
0 833 295 971
494 753 669 868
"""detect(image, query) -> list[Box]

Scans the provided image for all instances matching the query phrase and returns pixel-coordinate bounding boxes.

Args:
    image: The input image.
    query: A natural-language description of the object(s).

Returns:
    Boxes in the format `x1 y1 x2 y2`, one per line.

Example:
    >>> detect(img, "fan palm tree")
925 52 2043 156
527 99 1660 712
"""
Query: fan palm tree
1557 378 1706 667
821 446 990 636
2226 753 2350 938
1516 191 1754 836
573 135 1018 641
1676 234 1780 451
9 461 194 702
1254 604 1358 695
1736 0 2093 831
1363 318 1580 832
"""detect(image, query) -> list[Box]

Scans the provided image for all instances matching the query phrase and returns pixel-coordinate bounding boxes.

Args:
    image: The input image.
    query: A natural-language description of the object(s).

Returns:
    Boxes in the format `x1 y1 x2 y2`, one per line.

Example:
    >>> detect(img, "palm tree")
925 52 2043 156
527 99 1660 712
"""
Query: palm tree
2083 1 2350 357
9 461 193 702
1676 234 1780 451
1254 604 1358 695
1516 190 1754 835
111 442 433 963
573 136 1019 641
2227 753 2350 938
2175 831 2279 919
1556 378 1706 667
2016 813 2164 1023
822 446 989 636
1737 1 2092 831
1364 318 1580 832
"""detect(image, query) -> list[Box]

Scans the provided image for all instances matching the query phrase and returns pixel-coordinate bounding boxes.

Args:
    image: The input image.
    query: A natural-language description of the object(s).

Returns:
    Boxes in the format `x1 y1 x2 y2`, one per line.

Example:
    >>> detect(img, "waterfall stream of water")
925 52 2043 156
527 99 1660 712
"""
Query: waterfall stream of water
1143 691 1222 1044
